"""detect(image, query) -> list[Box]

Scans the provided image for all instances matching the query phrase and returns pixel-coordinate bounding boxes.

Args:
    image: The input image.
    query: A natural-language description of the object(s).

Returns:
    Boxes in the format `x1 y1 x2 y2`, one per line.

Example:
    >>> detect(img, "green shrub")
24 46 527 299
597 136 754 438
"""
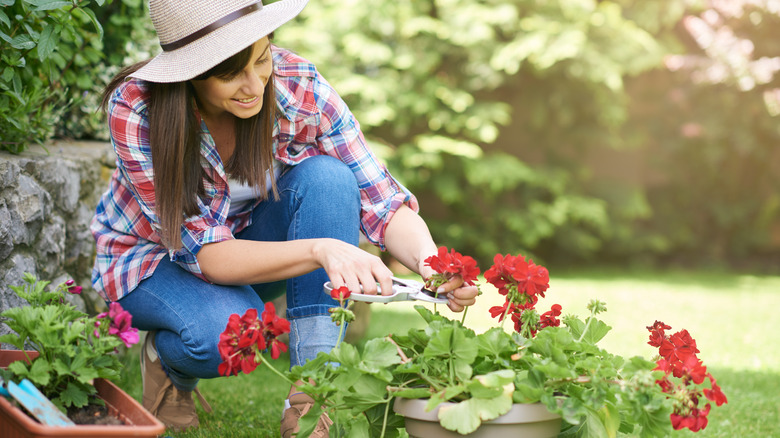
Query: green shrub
1 0 104 152
0 0 150 152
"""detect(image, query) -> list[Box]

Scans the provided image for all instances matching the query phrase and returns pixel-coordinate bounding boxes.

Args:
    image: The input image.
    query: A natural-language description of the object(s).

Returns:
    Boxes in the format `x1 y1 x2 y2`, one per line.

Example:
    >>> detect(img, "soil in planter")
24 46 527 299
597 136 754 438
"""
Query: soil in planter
67 404 124 426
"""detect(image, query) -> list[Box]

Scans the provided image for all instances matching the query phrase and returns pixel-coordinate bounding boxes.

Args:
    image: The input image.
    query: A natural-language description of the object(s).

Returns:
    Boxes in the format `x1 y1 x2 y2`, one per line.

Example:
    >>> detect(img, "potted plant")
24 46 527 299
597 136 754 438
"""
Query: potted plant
0 273 165 437
216 248 728 437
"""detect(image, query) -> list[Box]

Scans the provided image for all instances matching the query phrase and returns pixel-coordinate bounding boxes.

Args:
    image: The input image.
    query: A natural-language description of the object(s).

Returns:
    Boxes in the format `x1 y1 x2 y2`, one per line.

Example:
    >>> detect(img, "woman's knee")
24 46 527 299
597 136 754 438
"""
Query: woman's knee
289 155 359 204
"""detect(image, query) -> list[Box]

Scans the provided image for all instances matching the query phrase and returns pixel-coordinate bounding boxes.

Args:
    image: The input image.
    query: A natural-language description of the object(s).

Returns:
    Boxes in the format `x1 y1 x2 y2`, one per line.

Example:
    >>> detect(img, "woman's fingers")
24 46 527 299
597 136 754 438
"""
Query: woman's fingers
316 239 393 296
448 287 478 310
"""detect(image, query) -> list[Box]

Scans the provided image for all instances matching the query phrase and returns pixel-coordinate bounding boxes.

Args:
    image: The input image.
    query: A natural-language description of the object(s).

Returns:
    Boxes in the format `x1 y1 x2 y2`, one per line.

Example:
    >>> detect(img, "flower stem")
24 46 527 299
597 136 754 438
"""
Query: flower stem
500 302 511 330
259 354 294 386
460 306 469 325
335 312 347 347
380 398 391 438
577 316 594 343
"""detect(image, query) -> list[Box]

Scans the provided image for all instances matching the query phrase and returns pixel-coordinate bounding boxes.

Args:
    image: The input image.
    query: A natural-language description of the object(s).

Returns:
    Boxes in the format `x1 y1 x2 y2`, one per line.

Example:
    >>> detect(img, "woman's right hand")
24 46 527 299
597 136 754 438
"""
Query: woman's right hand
312 238 394 297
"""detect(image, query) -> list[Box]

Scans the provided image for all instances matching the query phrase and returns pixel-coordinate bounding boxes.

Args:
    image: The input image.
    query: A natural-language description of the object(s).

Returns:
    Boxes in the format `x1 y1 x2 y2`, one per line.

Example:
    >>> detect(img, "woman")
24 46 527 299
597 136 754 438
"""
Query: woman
91 0 478 435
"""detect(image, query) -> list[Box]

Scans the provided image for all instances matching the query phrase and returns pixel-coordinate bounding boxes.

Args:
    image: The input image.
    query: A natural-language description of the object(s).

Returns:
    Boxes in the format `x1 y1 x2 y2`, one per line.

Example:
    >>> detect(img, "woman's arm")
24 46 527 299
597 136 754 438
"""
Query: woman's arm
197 237 394 295
384 205 478 312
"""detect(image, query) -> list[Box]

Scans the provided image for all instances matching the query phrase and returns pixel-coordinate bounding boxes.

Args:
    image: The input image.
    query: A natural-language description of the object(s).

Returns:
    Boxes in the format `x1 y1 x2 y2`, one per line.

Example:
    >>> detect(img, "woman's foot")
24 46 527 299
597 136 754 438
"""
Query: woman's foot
280 392 332 438
140 331 211 431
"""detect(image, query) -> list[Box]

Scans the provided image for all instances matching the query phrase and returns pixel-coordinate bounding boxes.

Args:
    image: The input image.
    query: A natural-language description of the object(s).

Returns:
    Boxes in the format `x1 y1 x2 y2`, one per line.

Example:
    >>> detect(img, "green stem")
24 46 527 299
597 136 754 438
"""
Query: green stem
335 311 346 347
460 306 469 325
577 316 594 343
380 398 391 438
500 302 511 330
259 353 294 386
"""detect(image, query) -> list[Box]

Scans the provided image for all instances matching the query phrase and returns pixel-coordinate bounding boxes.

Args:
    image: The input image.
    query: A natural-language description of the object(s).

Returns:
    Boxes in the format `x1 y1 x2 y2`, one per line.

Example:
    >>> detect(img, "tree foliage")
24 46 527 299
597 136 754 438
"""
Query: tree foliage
0 0 149 152
275 0 672 266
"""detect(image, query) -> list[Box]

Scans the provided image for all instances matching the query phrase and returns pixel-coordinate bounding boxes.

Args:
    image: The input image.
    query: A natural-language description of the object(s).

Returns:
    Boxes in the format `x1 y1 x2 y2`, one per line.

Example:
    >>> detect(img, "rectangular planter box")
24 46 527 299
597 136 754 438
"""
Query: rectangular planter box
0 350 165 438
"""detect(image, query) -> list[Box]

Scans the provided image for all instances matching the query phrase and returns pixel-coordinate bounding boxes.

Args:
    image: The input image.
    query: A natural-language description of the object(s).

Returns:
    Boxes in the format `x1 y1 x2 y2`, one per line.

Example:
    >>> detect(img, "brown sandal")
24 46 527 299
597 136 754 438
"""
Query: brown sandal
280 393 332 438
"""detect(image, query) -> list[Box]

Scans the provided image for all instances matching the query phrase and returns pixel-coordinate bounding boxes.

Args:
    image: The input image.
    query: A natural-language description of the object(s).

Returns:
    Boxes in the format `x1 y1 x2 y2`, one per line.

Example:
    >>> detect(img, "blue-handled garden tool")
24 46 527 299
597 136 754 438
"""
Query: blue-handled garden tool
1 377 74 426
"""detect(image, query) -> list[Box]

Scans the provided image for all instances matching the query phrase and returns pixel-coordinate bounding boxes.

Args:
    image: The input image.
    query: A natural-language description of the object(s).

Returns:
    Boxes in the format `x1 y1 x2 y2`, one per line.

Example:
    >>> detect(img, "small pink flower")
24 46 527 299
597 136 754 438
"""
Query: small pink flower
65 279 82 294
99 303 139 348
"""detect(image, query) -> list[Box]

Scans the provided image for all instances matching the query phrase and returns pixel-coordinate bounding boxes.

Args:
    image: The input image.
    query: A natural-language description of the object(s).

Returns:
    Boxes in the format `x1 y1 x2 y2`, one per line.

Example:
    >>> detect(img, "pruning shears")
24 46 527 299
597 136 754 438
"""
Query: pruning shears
323 277 448 304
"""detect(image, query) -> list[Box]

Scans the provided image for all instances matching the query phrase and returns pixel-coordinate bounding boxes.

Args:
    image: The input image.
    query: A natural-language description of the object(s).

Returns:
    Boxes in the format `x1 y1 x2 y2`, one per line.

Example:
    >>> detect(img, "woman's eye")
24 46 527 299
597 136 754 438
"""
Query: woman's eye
256 56 270 65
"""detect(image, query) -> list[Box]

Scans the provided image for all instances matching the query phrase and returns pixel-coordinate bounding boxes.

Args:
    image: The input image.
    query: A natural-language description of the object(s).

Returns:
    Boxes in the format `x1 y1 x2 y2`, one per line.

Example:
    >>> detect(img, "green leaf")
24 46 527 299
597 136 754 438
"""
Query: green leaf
27 359 52 386
360 338 401 370
0 10 10 29
294 401 323 438
7 361 30 378
437 391 513 435
30 0 71 11
393 387 431 399
330 343 360 367
79 6 103 39
581 318 612 345
58 382 90 408
424 326 454 357
475 327 512 357
0 0 13 7
598 401 620 438
36 24 58 61
426 385 465 411
345 413 370 438
10 34 35 50
75 367 99 384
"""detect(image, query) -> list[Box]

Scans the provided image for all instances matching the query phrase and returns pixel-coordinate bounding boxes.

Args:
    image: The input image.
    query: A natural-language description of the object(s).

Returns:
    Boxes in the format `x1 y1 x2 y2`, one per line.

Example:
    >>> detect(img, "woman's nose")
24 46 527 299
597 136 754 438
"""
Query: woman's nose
241 69 267 96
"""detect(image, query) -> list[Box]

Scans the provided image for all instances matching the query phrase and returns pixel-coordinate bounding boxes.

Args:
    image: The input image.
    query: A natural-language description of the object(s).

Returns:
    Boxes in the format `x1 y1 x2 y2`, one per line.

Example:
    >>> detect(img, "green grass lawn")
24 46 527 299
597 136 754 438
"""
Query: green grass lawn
117 269 780 437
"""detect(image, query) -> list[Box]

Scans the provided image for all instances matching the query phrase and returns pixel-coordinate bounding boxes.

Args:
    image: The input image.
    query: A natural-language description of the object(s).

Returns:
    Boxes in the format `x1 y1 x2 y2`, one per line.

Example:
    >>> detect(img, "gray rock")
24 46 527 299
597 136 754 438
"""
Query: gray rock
32 159 81 213
35 214 66 278
7 175 49 245
0 160 20 190
0 200 13 260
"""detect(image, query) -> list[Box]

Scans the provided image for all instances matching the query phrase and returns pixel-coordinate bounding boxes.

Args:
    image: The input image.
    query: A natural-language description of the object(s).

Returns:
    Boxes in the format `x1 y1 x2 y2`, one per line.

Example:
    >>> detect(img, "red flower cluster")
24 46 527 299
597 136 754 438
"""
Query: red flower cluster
647 321 727 432
485 253 557 338
423 246 480 290
218 303 291 376
484 253 549 300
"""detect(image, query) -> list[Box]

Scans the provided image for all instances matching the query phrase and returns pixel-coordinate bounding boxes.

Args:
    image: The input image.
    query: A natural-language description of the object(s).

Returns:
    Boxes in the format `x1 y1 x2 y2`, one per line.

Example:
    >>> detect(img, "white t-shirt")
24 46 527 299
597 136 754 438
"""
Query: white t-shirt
227 160 282 216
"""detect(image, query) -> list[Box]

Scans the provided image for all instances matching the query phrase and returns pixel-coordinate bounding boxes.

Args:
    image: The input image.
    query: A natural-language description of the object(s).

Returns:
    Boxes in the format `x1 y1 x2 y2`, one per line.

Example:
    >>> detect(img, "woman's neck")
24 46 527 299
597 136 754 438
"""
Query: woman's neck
203 114 236 165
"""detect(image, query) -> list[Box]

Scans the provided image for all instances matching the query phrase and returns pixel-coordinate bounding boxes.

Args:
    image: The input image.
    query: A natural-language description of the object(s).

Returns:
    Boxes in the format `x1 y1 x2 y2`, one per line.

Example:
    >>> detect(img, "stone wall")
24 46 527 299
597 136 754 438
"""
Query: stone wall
0 140 116 338
0 140 372 342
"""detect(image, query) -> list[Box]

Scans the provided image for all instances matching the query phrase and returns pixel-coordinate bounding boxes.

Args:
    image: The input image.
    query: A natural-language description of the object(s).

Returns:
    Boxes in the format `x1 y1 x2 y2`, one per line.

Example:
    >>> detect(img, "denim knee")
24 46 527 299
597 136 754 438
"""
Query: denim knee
290 155 359 206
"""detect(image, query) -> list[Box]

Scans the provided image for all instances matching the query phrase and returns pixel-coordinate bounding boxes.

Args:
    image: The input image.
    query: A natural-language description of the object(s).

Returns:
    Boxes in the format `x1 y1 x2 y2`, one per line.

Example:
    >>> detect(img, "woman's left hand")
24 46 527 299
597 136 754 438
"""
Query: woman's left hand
420 265 479 313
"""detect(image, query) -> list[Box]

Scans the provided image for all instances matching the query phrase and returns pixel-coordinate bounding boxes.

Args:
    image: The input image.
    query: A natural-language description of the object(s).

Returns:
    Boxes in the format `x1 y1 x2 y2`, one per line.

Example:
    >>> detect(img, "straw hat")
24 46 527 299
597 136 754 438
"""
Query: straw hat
131 0 309 83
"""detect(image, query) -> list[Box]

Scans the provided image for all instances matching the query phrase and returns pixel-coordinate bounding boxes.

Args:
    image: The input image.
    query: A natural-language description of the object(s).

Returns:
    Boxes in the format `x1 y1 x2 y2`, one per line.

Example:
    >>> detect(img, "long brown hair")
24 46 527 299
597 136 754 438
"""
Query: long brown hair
101 44 278 250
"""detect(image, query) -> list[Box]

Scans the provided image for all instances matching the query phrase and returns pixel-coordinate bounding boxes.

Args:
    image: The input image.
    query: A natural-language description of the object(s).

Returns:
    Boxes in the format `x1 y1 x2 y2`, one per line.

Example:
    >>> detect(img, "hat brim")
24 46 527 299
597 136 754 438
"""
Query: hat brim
130 0 308 83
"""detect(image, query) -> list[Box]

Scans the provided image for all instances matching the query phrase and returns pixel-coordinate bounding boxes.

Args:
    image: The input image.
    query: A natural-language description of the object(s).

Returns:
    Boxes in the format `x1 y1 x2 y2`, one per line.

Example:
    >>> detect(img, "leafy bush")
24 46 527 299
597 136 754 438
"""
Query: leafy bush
0 0 150 152
274 0 667 264
0 274 138 409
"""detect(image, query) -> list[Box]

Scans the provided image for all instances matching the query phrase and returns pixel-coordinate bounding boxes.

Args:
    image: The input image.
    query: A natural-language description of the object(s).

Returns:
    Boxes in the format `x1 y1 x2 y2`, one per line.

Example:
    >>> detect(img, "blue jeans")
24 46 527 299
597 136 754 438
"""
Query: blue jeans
118 155 360 390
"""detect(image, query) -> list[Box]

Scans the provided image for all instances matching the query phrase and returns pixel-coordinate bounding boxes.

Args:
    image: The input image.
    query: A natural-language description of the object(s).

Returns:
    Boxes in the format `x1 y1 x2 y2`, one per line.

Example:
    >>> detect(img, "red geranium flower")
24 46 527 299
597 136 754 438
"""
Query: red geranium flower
218 305 291 376
539 304 562 329
659 329 700 363
424 246 481 288
671 404 710 432
704 379 728 406
646 320 671 347
330 286 351 302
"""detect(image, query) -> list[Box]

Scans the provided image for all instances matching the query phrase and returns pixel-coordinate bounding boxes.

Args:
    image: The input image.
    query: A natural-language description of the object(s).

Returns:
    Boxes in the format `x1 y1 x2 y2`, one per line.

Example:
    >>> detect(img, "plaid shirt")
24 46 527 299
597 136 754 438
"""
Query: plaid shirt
91 46 418 302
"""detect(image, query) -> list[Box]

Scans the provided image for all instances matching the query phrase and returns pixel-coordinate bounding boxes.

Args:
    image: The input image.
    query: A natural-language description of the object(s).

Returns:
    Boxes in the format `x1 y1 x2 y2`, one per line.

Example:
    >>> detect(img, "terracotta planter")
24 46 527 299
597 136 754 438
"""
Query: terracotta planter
394 398 562 438
0 350 165 438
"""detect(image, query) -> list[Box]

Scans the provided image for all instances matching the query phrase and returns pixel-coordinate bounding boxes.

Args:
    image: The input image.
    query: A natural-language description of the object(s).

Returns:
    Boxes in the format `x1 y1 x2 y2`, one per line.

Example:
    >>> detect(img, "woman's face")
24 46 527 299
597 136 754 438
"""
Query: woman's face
190 37 272 120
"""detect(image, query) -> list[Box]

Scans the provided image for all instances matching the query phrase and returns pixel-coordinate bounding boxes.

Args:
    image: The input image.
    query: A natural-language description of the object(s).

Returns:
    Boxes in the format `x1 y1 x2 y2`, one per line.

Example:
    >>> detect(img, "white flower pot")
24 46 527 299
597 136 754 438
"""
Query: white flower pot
393 398 562 438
